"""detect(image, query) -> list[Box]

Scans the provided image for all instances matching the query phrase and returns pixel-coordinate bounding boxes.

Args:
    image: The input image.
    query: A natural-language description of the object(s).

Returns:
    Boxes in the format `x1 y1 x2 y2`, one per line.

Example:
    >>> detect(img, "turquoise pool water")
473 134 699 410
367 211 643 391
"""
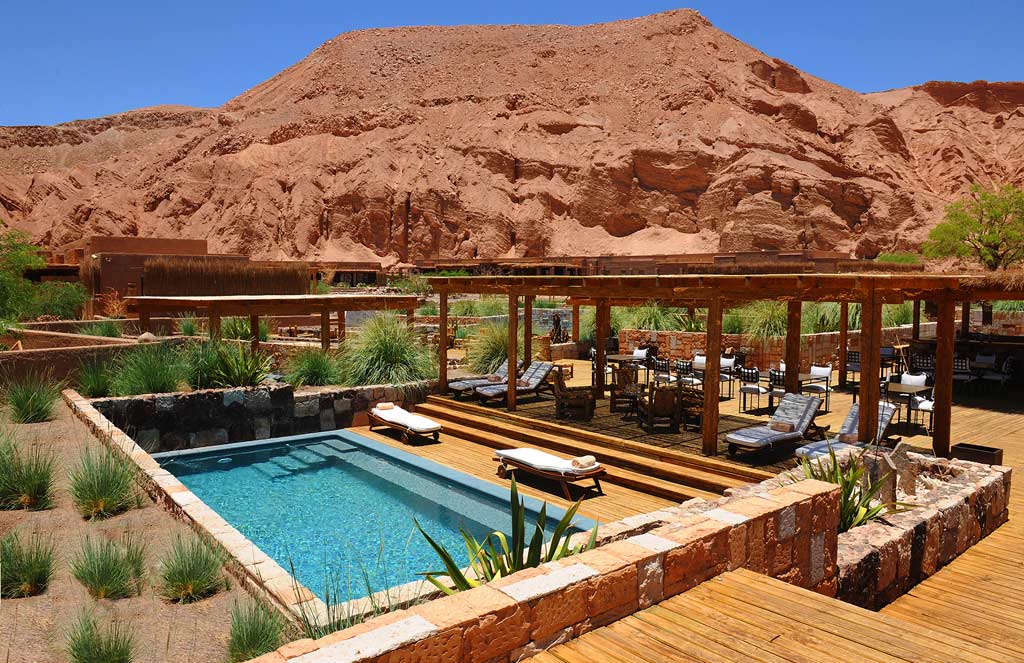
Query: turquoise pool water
154 431 591 602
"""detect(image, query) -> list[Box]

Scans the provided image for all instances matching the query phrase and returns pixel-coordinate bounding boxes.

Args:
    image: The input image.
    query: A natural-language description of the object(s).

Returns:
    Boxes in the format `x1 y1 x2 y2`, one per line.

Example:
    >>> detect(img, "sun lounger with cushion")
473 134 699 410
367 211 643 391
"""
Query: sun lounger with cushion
474 361 554 402
368 403 442 444
725 393 822 455
447 359 521 397
795 402 898 460
493 448 605 499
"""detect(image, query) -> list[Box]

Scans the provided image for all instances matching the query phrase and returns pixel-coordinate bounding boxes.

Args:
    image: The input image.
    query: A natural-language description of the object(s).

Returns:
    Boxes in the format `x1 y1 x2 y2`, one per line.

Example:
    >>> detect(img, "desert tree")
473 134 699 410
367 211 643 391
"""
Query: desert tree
923 184 1024 271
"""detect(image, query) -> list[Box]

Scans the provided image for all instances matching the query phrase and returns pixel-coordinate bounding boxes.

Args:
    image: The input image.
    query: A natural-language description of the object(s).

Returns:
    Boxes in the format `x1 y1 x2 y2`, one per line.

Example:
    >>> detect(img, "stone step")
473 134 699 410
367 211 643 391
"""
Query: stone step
252 461 290 479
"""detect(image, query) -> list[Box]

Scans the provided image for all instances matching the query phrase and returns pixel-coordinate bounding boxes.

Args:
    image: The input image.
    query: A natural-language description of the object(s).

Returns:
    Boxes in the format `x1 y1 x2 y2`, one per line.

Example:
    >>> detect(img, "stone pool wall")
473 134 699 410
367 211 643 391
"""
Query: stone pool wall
90 380 435 453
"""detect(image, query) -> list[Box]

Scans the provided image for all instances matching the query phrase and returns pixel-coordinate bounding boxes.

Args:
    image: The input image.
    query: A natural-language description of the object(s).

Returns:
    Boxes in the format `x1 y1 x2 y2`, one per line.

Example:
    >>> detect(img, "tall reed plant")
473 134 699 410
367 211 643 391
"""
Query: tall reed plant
337 314 435 386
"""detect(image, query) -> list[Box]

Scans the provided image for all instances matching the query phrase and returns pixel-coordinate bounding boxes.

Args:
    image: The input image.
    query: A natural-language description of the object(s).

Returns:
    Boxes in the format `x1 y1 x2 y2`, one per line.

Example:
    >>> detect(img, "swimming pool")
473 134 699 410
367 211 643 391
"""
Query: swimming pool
153 430 593 602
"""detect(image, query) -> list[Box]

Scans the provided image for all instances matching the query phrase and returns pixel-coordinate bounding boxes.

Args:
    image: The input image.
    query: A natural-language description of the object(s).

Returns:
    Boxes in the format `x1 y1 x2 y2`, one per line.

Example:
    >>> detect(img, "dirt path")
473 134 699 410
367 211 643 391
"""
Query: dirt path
1 401 244 663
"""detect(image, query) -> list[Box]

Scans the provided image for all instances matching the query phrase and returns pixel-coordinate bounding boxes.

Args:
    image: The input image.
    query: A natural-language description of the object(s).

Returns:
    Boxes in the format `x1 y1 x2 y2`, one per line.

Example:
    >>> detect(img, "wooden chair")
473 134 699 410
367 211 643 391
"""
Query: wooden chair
609 365 642 415
677 384 704 432
637 383 681 433
552 370 596 420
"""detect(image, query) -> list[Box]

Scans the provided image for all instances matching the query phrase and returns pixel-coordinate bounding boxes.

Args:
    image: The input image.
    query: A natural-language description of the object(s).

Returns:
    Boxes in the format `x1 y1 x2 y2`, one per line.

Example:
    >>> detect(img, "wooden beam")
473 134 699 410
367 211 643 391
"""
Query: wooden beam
912 300 921 340
933 297 955 458
785 301 802 394
961 301 970 338
838 301 849 389
594 300 610 398
438 291 448 395
571 302 580 342
523 295 534 362
703 298 723 456
858 296 882 444
336 310 346 346
320 311 331 351
249 314 260 354
507 293 519 411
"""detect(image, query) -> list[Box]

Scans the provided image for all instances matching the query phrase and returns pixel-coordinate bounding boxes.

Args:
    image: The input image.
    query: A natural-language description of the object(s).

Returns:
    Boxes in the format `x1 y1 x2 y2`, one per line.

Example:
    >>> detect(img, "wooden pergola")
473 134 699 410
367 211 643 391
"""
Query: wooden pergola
428 273 1024 459
127 294 421 351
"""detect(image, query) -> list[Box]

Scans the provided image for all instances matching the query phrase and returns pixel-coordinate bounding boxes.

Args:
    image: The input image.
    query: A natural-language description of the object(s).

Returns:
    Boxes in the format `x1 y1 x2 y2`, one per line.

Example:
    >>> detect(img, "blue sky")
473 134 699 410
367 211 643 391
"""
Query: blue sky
3 1 1021 126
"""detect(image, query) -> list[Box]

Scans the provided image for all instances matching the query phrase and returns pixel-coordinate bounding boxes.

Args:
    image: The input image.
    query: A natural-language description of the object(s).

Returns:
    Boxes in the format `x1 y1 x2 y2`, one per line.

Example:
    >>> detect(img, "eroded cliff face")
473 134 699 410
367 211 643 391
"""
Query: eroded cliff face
1 10 1022 264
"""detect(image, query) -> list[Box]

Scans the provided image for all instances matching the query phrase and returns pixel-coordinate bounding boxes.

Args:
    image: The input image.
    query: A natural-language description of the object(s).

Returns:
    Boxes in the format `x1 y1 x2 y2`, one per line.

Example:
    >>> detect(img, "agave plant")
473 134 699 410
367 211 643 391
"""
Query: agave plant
799 445 908 533
212 343 272 388
416 477 598 594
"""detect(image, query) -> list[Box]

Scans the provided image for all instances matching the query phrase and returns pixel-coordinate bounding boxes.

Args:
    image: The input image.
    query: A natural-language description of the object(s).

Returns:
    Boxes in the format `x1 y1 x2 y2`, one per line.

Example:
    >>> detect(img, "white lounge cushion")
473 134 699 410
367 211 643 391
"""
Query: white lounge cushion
796 440 861 460
370 406 442 433
495 448 601 475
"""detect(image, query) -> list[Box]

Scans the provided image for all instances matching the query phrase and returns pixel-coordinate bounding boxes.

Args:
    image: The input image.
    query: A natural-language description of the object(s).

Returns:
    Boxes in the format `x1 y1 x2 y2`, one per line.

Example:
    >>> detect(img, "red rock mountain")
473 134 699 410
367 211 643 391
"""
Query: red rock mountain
1 10 1023 264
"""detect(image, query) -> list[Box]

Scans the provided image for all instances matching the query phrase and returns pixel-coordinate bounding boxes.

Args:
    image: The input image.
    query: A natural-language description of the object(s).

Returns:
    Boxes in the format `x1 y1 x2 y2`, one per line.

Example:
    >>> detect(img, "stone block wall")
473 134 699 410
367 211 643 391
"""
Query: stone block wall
90 380 435 454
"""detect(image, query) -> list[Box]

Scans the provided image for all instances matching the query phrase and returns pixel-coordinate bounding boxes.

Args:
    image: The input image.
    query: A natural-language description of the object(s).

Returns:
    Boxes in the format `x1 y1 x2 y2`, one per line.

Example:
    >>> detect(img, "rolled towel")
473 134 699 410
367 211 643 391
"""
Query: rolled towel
376 402 395 410
486 374 502 382
571 455 597 469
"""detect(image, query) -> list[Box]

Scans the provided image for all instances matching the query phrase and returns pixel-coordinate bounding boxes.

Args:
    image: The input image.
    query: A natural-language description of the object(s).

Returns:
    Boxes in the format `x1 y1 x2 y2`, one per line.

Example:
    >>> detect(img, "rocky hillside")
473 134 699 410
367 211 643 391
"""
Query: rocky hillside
1 10 1022 264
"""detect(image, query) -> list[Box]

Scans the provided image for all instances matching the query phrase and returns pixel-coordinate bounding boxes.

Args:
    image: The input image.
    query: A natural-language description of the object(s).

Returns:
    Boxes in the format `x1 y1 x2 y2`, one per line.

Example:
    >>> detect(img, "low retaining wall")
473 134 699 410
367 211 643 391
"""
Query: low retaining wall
0 331 144 382
90 380 436 453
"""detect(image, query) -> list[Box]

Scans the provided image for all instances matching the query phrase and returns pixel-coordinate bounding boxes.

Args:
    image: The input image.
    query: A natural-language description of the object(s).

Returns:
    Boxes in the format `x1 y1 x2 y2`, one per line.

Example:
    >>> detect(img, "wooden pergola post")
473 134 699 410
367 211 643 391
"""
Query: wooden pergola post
406 308 416 329
784 300 802 394
703 298 723 456
523 295 534 362
594 300 610 398
911 300 921 340
208 307 222 340
249 314 260 353
933 297 956 458
507 292 519 411
838 301 849 389
138 306 152 335
960 301 970 338
438 290 448 395
336 310 346 346
571 301 580 342
858 295 882 444
320 310 331 351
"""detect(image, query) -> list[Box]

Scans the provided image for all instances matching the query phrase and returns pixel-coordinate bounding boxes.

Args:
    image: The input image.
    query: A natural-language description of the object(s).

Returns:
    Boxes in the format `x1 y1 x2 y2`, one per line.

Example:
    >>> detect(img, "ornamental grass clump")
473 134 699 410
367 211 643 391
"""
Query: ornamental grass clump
69 447 139 520
182 340 221 390
465 321 520 374
176 314 199 336
337 313 435 386
159 534 225 603
221 317 269 342
211 343 272 387
109 343 187 396
0 433 55 510
77 361 113 398
65 612 136 663
0 531 55 598
285 348 343 386
4 370 62 423
228 600 288 662
80 320 122 338
72 531 147 599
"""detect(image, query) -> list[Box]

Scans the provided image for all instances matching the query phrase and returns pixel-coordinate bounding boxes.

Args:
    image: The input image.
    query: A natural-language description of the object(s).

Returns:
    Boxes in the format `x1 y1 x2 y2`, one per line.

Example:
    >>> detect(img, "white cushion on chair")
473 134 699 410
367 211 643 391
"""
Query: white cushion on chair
693 355 706 370
371 406 442 433
632 348 648 359
901 372 927 386
810 364 832 379
721 356 736 370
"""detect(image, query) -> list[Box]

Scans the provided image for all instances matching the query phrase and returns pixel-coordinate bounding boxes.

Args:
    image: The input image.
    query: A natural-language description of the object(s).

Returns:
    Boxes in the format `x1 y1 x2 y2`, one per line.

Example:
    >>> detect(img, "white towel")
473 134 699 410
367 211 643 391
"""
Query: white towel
376 402 395 410
571 455 597 469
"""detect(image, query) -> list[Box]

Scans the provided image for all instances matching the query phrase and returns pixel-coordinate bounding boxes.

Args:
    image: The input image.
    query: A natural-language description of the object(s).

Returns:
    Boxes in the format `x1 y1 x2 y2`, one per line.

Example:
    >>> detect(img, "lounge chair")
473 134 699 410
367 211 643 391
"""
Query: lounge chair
368 403 442 444
447 359 520 398
474 361 554 402
493 448 605 499
795 402 898 460
725 393 823 455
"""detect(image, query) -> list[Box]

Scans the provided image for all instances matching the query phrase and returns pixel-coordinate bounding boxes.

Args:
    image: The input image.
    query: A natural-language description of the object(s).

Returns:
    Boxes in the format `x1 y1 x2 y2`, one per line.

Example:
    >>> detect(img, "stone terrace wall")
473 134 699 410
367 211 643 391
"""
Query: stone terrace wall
973 310 1024 336
0 332 143 382
90 380 435 454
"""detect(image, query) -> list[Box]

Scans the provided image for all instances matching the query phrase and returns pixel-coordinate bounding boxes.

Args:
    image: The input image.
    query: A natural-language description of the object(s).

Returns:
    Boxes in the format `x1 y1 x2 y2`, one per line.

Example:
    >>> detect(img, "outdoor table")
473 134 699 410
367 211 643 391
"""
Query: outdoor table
607 353 644 364
885 382 932 432
757 371 827 410
552 361 574 379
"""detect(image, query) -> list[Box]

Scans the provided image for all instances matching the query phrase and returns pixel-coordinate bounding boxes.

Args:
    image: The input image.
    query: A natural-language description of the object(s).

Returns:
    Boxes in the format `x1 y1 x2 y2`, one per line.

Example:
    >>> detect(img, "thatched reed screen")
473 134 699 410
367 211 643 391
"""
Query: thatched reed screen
143 257 310 296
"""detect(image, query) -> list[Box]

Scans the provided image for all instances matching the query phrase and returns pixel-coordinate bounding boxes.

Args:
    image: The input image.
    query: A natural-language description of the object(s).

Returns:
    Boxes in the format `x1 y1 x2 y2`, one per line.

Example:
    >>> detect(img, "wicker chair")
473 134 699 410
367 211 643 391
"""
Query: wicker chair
677 385 704 431
637 383 681 433
552 370 596 420
609 365 642 415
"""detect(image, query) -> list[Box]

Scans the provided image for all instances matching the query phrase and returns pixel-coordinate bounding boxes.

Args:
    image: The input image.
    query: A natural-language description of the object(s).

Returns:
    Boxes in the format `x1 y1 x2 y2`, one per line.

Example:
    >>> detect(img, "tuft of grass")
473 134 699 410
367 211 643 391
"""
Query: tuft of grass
993 300 1024 312
882 302 914 328
416 301 439 316
72 531 147 599
466 321 520 374
3 370 62 423
159 535 225 603
1 531 55 598
228 600 287 662
740 301 789 341
77 361 113 398
182 340 221 390
337 313 435 386
531 298 561 309
722 308 745 334
211 343 272 388
176 314 199 337
65 612 136 663
622 300 684 331
109 343 186 396
0 432 55 510
285 348 343 386
875 251 921 265
80 320 122 338
578 306 629 342
69 447 139 520
221 317 269 342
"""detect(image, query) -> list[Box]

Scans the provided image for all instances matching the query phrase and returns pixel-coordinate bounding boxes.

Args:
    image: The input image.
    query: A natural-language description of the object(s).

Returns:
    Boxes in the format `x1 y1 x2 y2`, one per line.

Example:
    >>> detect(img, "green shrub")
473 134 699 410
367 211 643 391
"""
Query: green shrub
418 477 597 594
449 299 480 317
109 343 186 396
722 308 745 334
676 310 706 332
77 361 112 398
801 302 842 334
310 280 331 295
65 612 136 663
466 322 521 374
221 317 269 342
285 348 343 386
0 531 55 597
387 275 430 295
578 307 629 342
417 301 439 316
622 301 684 331
80 320 122 338
740 301 788 341
993 300 1024 312
176 314 199 336
799 446 908 532
875 251 921 265
475 298 507 317
4 370 62 423
181 341 221 390
228 600 287 662
212 343 272 388
337 313 435 386
72 531 146 599
69 447 139 520
0 433 55 510
882 302 914 328
21 281 89 320
531 299 561 309
159 535 225 603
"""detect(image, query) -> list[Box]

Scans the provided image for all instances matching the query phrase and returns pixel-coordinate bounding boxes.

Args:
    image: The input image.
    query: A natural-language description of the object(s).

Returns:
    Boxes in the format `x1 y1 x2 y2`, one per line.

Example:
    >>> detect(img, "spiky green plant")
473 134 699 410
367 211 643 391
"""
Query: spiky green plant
676 310 706 332
285 348 343 387
882 302 914 328
69 447 139 520
109 343 186 396
622 300 684 331
475 297 508 317
465 321 521 374
211 343 272 388
0 433 55 510
72 531 147 599
417 301 439 316
337 313 435 386
1 531 55 597
159 535 225 603
182 340 221 390
176 314 199 337
449 299 481 317
801 302 843 334
221 317 270 342
228 600 287 662
417 477 598 594
80 320 123 338
800 446 908 532
532 298 561 309
578 307 630 342
741 301 789 341
65 612 136 663
722 308 745 334
387 275 431 295
77 361 113 398
3 370 62 423
993 300 1024 312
